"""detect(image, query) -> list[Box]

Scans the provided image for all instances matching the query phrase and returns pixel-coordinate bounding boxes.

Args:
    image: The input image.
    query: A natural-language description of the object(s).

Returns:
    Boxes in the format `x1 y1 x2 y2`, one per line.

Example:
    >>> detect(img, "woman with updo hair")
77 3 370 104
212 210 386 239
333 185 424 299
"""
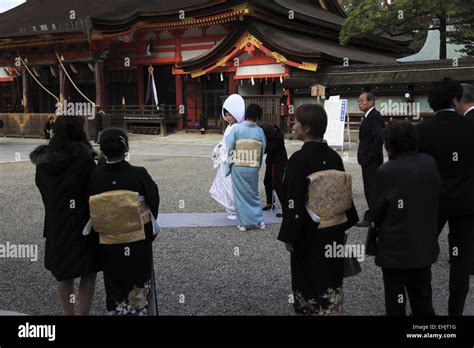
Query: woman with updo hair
87 127 160 315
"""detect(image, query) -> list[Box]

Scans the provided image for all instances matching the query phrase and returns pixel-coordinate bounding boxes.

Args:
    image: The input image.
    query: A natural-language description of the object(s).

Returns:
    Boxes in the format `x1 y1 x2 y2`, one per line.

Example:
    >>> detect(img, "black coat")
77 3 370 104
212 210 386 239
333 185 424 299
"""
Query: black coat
372 152 441 269
465 108 474 121
262 125 288 165
43 121 54 140
94 112 103 132
30 142 101 281
357 108 385 167
417 110 474 215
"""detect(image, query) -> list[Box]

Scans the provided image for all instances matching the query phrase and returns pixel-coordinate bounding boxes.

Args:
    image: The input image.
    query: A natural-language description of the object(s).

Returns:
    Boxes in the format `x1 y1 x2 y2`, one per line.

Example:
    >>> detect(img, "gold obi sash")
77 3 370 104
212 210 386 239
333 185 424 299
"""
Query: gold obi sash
234 139 262 168
89 190 151 245
306 170 353 229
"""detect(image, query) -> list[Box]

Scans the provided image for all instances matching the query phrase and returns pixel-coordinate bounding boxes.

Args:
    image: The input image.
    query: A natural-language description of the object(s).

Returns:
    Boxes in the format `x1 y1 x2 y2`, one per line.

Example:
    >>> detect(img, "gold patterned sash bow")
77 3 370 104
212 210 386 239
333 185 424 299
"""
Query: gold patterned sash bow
234 139 262 168
306 170 353 229
89 190 151 245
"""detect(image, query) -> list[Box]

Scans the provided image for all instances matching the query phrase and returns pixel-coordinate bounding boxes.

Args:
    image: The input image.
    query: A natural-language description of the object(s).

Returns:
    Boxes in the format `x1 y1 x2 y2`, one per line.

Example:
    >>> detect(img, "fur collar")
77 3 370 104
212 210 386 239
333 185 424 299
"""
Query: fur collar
30 142 93 165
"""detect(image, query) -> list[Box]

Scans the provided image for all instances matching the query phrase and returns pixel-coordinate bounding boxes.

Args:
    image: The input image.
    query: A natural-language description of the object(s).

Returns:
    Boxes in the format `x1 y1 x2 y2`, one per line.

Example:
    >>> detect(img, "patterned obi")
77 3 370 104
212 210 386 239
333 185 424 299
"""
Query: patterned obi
234 139 262 168
306 170 353 229
89 190 151 244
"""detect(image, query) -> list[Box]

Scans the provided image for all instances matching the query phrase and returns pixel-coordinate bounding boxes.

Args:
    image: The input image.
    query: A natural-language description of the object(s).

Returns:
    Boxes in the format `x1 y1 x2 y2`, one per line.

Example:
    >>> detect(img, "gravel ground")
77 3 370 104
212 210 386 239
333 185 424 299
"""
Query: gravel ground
0 136 472 315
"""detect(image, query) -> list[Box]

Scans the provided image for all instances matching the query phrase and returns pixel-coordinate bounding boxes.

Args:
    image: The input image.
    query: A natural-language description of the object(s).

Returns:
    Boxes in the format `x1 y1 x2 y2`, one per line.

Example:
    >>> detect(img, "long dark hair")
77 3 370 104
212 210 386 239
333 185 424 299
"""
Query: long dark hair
49 116 92 150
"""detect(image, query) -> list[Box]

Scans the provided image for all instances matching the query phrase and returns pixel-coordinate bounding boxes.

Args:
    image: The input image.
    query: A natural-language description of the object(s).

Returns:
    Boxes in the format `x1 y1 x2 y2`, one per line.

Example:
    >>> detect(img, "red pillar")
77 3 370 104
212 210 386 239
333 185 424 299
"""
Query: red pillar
175 74 184 130
95 60 106 108
137 65 145 106
173 30 185 130
285 88 291 106
95 60 108 131
22 68 31 113
285 88 291 129
59 64 73 102
228 72 237 95
59 64 65 103
11 78 17 109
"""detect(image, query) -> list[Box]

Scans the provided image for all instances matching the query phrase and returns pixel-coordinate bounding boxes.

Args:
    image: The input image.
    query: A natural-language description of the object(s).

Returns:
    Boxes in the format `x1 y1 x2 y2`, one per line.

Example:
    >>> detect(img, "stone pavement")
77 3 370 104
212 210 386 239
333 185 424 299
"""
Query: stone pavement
0 132 360 163
158 211 282 228
0 133 471 316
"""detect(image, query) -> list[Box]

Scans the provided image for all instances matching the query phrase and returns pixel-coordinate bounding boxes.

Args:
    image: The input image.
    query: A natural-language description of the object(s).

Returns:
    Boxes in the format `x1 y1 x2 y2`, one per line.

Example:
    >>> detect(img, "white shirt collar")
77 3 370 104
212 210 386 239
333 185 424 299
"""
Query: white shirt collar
364 107 375 118
106 158 125 164
434 108 456 116
464 106 474 116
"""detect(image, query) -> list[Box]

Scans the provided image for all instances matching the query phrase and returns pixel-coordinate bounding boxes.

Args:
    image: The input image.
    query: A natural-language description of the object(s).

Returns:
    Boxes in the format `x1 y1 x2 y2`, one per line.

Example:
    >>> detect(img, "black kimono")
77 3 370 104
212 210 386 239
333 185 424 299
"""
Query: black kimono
43 120 54 140
87 160 159 315
30 142 100 281
278 141 358 315
262 124 288 206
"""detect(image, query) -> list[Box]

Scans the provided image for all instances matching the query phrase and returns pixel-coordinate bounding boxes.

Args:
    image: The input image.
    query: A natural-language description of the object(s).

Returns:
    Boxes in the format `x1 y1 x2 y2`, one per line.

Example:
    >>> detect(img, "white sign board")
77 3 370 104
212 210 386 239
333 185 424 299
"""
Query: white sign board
323 98 347 149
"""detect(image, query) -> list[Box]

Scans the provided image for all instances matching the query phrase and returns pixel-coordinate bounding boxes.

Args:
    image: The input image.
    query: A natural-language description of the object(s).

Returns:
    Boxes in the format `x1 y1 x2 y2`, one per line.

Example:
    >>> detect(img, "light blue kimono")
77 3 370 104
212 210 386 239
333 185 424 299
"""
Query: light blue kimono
225 121 266 227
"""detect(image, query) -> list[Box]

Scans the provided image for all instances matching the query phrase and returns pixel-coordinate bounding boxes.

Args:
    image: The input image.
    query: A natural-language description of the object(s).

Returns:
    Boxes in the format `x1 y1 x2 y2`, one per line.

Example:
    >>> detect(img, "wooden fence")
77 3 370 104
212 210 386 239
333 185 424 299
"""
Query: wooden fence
0 113 56 138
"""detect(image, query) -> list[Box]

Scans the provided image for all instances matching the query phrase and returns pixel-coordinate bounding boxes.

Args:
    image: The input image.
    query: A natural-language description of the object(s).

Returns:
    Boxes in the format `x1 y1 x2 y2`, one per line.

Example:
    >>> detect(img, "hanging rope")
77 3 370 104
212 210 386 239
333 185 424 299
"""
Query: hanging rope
18 56 59 103
55 51 96 107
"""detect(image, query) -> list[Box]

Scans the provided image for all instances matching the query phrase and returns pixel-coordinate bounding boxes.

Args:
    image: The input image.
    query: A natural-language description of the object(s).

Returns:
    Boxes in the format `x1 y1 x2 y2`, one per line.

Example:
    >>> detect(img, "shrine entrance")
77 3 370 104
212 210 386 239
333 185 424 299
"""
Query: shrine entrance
185 74 227 130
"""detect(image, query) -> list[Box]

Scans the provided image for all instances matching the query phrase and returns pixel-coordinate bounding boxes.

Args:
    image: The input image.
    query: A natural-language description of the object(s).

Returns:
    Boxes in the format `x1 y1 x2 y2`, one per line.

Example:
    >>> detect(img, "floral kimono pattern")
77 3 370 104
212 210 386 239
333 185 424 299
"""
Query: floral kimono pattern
110 280 153 316
294 287 343 316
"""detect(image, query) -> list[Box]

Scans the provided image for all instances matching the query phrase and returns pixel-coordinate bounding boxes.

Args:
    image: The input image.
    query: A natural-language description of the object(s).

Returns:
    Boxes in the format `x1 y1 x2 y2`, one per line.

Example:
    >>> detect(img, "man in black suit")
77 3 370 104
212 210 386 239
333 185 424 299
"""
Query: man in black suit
455 82 474 276
417 78 474 315
94 106 105 144
373 120 441 316
356 92 385 227
455 83 474 120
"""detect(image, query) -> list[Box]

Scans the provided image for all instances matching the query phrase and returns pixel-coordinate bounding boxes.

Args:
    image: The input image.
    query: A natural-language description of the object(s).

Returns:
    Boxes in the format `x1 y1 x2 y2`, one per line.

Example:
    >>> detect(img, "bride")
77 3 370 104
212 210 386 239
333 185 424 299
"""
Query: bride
209 94 245 219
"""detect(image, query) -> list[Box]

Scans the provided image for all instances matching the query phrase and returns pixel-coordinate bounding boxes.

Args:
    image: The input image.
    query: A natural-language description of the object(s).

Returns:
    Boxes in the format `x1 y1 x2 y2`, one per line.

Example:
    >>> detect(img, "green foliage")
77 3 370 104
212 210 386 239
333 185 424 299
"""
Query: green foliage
448 1 474 56
339 0 472 57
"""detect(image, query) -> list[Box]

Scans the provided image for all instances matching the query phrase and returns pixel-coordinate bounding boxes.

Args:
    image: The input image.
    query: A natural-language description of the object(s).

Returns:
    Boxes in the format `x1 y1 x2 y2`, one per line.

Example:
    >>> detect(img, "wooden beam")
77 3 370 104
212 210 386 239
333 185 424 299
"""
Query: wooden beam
21 68 31 113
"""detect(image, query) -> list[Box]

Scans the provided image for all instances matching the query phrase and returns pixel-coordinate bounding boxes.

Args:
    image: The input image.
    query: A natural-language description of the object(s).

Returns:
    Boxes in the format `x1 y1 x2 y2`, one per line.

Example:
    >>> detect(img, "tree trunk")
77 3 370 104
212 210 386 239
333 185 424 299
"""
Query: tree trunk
438 15 447 60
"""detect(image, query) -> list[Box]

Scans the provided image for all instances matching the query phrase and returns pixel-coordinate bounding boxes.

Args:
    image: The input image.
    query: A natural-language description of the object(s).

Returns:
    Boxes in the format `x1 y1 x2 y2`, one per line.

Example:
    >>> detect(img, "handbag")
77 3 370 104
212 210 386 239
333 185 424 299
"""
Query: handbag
365 223 379 256
343 233 362 278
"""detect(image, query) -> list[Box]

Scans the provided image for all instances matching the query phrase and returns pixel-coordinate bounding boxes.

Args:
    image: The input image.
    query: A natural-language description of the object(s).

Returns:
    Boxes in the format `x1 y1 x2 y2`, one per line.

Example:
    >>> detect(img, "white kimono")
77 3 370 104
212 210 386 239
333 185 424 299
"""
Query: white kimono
209 94 246 213
209 125 236 212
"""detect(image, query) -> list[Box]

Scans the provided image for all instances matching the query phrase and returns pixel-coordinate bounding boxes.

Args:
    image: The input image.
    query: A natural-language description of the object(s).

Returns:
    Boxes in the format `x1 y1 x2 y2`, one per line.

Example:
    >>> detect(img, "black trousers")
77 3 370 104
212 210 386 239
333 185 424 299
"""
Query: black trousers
382 267 435 316
361 158 382 222
264 161 285 206
438 214 474 315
